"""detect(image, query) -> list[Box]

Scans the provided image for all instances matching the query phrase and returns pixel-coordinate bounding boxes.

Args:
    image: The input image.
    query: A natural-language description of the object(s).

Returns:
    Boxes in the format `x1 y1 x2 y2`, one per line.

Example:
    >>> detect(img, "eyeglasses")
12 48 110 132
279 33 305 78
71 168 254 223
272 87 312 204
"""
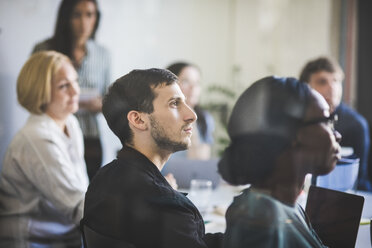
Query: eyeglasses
300 112 338 131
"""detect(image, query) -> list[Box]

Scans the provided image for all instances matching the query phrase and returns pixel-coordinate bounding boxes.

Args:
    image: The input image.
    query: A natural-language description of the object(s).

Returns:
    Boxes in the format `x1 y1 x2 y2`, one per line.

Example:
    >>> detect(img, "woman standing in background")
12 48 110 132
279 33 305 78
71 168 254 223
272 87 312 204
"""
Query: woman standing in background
0 51 89 248
167 62 215 160
33 0 111 181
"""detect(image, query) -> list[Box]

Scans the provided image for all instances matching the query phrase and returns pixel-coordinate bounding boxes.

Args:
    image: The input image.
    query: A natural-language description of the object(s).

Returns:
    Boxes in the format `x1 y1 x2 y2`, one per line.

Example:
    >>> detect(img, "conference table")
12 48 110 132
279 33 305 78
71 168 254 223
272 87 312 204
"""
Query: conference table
189 183 372 248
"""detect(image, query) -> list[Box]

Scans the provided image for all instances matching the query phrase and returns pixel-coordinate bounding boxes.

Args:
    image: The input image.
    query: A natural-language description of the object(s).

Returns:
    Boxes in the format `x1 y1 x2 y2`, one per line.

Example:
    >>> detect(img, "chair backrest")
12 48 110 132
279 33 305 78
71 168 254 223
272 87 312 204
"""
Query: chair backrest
82 223 135 248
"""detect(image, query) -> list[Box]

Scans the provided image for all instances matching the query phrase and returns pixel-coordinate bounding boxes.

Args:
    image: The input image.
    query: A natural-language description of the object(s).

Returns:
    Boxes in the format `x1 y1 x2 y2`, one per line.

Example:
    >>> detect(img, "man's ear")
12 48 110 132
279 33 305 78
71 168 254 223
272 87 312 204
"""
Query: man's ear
127 110 148 131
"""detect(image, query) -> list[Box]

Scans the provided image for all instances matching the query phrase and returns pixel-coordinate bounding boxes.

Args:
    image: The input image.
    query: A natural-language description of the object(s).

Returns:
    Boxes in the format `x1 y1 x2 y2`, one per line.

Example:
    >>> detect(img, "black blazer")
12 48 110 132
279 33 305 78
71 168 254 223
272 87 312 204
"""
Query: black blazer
82 146 222 248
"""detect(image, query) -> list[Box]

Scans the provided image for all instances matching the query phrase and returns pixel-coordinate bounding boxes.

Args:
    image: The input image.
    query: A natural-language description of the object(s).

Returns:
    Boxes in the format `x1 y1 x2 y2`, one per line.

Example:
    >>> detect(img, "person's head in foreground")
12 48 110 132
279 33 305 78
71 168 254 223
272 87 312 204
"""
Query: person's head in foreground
18 50 79 125
299 57 344 113
102 68 197 166
218 76 341 247
219 75 341 201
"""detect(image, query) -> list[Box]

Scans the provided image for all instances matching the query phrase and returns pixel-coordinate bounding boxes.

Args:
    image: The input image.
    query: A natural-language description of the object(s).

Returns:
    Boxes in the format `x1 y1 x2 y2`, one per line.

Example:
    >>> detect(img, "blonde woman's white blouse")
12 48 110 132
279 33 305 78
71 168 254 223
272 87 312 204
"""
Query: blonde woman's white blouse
0 113 89 246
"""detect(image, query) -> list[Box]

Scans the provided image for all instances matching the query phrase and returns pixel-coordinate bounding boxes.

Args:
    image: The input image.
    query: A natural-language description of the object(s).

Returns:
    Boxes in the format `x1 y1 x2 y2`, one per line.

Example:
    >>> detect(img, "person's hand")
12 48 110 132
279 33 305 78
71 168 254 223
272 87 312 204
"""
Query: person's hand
165 173 178 190
79 96 102 113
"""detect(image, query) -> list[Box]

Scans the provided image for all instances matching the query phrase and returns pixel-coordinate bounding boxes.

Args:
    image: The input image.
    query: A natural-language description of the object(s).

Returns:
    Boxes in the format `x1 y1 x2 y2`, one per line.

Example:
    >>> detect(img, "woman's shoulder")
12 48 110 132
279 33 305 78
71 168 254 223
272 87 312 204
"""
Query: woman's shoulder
7 115 55 153
228 189 290 223
32 39 53 53
22 114 78 141
22 114 53 134
67 114 80 128
87 40 110 57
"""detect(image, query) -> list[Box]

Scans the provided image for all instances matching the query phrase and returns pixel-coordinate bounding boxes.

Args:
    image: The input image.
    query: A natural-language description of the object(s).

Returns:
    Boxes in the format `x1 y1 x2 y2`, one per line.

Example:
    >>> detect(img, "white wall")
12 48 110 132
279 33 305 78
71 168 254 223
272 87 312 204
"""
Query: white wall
233 0 337 89
98 0 232 90
0 0 339 164
0 0 61 166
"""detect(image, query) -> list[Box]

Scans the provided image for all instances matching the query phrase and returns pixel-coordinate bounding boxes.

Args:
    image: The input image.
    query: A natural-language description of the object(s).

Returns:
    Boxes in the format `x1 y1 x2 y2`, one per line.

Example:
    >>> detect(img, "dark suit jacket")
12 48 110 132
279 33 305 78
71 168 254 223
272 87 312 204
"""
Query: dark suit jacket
335 103 372 191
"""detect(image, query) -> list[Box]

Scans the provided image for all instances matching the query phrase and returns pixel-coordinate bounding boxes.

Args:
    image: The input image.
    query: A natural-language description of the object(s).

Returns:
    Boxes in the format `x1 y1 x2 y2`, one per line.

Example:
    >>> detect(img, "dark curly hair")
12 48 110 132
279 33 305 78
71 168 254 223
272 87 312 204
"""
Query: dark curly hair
218 76 312 185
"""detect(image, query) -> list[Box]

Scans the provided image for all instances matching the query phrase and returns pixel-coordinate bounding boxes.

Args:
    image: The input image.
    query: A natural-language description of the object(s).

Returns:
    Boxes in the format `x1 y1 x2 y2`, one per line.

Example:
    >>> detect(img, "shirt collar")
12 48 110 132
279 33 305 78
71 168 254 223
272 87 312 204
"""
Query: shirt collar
117 145 161 174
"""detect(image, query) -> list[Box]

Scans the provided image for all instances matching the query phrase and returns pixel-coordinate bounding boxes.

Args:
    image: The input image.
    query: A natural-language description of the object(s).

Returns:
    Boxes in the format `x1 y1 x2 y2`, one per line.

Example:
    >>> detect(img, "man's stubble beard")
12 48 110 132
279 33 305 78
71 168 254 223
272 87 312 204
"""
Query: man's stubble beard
149 115 189 153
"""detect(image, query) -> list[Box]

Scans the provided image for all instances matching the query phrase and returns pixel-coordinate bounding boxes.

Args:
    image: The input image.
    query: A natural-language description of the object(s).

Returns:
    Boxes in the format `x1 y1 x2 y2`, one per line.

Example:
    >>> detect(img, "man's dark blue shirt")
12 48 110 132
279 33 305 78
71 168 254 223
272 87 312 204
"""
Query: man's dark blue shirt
335 102 372 191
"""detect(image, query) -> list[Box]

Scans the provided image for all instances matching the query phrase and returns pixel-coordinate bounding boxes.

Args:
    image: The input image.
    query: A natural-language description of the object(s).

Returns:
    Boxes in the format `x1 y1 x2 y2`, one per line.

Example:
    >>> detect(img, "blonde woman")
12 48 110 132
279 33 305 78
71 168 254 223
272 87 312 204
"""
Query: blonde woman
0 51 89 247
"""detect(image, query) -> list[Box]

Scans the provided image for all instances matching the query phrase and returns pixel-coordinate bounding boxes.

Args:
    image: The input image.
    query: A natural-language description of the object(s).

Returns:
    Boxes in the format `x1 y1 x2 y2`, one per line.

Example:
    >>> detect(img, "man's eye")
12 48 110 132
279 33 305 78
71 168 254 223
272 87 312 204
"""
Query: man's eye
316 79 328 85
170 101 179 107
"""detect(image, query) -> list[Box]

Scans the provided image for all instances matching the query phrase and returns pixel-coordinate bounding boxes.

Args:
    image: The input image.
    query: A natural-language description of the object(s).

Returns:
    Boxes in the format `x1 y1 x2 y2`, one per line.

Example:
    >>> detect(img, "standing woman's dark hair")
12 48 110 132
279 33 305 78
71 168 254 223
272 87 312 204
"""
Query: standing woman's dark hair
33 0 111 181
51 0 101 59
167 62 215 160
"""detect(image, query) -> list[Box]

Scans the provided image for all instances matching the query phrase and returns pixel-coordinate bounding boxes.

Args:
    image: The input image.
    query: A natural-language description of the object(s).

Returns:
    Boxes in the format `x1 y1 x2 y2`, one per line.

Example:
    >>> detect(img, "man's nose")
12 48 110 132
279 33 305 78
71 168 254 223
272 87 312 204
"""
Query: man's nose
184 104 197 123
328 84 338 99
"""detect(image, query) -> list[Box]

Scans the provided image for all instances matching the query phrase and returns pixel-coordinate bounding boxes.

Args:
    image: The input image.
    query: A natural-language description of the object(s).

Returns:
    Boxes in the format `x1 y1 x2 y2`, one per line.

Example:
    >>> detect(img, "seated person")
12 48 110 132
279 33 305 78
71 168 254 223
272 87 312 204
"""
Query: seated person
82 68 222 248
218 76 341 247
167 62 215 160
299 57 372 191
0 51 89 247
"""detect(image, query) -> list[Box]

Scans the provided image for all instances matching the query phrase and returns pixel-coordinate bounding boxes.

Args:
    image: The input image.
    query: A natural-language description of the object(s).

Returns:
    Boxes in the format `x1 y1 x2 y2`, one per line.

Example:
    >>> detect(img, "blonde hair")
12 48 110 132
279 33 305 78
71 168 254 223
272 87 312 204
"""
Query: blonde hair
17 51 71 114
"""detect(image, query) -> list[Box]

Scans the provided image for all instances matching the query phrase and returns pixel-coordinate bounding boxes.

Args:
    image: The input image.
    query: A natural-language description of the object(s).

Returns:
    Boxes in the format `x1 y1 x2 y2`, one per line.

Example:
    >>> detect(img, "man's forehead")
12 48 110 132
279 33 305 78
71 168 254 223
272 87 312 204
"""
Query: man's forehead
312 70 343 81
152 82 185 100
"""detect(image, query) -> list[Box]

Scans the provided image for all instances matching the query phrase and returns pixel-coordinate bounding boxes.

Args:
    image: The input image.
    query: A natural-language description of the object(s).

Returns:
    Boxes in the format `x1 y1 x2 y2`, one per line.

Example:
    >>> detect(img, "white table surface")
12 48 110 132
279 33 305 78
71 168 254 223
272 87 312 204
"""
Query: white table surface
187 184 371 247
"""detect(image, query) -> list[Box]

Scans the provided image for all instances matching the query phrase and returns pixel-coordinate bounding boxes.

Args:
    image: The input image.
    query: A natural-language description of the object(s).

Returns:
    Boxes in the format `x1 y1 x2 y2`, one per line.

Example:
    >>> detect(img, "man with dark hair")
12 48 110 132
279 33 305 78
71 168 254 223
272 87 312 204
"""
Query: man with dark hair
82 68 222 247
299 57 372 191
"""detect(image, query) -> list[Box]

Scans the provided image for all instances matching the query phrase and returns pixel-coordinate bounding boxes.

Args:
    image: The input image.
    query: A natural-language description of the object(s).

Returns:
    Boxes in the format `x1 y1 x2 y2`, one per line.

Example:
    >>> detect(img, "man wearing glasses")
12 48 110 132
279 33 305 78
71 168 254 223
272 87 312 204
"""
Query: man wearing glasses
299 57 372 191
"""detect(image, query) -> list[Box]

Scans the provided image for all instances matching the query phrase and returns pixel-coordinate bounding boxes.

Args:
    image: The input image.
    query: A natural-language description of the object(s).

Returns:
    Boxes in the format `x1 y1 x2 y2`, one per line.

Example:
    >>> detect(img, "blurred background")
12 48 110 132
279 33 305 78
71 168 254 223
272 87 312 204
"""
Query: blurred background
1 0 371 165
